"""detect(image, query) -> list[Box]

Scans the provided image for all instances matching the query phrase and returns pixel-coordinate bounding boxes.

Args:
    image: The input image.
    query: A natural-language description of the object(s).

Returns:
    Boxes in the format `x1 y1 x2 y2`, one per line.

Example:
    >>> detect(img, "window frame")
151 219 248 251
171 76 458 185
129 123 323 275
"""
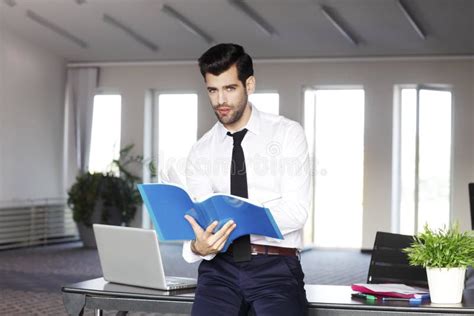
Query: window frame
88 89 123 175
248 90 280 115
303 86 366 247
393 84 453 234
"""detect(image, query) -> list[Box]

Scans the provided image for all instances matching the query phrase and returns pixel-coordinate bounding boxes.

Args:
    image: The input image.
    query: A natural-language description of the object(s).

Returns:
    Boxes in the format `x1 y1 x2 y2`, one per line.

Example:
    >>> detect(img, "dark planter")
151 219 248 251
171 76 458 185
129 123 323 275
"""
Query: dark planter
77 222 97 248
75 199 123 248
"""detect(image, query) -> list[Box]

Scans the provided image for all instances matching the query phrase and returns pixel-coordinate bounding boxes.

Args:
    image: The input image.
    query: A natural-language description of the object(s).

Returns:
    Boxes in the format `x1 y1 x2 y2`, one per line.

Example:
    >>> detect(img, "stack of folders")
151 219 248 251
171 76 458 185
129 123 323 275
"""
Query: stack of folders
351 283 430 304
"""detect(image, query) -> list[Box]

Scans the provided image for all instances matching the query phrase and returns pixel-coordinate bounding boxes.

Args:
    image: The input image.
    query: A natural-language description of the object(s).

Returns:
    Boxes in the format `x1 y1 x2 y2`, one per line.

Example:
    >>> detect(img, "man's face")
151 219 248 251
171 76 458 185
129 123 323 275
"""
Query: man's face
204 65 253 128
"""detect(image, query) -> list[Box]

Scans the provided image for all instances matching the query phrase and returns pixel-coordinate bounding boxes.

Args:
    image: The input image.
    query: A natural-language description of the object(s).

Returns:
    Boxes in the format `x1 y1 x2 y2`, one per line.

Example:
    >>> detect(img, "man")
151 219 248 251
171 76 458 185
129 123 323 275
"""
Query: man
183 43 310 315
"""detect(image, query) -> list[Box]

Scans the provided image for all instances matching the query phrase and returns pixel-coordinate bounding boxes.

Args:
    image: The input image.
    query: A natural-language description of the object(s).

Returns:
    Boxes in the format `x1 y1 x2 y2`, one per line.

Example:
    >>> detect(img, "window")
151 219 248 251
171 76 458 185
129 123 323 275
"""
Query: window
156 93 198 184
396 87 452 234
249 92 279 115
88 95 121 174
304 88 365 248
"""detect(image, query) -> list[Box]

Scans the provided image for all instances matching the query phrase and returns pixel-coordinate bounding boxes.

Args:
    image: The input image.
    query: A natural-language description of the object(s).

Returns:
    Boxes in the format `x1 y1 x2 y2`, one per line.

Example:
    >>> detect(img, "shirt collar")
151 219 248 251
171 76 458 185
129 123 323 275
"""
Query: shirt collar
216 102 261 140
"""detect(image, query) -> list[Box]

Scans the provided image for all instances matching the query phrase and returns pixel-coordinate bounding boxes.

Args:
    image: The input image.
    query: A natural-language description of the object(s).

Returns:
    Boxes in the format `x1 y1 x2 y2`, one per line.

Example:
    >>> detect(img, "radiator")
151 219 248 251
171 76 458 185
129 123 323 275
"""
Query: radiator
0 198 79 250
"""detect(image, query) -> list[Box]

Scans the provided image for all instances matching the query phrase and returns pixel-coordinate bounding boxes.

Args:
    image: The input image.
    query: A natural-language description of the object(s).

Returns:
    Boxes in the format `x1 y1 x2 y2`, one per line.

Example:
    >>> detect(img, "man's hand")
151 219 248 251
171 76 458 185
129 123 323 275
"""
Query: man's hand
184 215 236 256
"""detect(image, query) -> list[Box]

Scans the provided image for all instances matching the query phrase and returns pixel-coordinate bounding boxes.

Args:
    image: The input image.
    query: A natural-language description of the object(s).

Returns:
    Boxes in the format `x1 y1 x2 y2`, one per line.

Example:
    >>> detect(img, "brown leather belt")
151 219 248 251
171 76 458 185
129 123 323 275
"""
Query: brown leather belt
250 244 298 256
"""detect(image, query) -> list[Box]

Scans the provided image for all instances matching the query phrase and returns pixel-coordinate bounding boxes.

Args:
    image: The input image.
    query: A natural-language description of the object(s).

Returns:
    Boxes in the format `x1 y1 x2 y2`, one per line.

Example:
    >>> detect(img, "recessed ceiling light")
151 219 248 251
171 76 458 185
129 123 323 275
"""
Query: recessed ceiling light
397 0 426 40
26 10 88 48
103 14 159 52
161 4 215 45
228 0 277 37
4 0 17 7
320 5 358 46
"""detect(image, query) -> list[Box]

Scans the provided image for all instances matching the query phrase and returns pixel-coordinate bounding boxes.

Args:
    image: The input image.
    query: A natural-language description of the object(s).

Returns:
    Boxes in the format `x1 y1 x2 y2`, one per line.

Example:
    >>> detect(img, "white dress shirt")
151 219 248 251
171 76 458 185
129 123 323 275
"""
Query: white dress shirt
182 104 310 263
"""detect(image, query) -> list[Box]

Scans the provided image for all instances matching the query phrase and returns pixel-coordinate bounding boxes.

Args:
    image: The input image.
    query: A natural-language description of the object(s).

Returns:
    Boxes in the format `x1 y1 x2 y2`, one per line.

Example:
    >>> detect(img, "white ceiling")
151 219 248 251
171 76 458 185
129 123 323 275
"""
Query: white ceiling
1 0 473 62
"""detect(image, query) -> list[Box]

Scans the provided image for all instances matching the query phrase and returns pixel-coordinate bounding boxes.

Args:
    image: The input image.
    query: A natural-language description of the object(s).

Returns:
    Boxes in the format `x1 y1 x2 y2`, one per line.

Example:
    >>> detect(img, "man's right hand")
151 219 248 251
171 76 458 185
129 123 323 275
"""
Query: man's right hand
184 215 236 256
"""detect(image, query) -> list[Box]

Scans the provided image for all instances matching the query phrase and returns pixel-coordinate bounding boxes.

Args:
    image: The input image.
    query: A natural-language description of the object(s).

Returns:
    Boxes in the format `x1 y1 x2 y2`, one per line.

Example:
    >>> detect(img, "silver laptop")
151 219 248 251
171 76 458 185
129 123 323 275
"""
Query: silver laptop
93 224 197 290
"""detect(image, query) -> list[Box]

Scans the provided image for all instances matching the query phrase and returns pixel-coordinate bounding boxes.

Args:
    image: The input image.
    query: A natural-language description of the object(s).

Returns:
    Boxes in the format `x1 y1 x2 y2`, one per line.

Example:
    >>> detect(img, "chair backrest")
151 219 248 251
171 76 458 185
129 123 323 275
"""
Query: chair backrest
469 183 474 230
466 267 474 290
367 231 428 287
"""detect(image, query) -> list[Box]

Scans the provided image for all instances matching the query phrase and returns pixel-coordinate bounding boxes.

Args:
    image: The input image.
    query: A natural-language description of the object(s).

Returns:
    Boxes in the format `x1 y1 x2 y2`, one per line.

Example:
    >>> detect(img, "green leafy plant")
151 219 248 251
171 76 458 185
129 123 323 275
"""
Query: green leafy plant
404 223 474 268
67 172 103 226
67 144 156 227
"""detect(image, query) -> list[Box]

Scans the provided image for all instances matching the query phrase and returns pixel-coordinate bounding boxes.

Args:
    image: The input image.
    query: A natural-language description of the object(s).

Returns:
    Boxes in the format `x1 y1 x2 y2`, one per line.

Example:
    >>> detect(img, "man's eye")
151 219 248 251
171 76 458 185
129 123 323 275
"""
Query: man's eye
226 87 235 91
208 89 216 93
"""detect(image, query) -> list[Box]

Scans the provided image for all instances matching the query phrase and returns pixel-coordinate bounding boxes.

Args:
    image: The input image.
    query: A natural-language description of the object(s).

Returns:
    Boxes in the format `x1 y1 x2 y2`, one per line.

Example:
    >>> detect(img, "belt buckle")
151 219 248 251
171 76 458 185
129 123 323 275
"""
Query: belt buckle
250 245 260 256
267 247 279 256
251 244 265 256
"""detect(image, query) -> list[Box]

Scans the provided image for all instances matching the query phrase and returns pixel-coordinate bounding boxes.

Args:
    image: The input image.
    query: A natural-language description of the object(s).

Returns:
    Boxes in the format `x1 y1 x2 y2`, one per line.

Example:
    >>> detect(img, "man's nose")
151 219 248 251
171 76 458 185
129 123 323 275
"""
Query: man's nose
218 91 226 105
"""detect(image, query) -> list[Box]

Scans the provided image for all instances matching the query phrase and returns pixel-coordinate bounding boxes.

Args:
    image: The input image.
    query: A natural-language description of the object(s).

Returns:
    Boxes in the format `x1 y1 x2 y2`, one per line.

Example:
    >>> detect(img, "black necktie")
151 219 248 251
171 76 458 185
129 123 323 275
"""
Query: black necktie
227 128 251 262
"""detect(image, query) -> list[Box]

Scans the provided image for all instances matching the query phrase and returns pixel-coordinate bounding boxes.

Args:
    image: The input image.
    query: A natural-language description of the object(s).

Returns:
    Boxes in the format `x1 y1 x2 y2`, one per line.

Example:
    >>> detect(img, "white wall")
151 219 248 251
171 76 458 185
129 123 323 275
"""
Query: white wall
0 26 66 202
97 57 474 248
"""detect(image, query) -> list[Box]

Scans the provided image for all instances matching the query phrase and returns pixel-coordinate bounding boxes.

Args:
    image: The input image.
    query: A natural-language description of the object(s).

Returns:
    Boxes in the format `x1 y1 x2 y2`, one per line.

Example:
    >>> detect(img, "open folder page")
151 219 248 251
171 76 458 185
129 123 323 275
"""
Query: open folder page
138 183 283 251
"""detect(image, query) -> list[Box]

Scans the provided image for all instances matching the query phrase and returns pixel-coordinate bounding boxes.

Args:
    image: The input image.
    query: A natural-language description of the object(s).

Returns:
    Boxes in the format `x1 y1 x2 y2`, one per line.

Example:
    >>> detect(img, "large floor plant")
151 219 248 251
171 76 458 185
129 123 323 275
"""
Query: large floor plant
68 144 156 246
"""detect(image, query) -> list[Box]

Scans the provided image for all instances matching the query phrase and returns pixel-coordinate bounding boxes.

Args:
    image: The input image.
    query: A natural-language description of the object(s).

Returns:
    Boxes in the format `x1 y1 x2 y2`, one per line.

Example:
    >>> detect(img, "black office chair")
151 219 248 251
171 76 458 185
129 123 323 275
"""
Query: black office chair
367 231 428 287
467 183 474 289
466 267 474 290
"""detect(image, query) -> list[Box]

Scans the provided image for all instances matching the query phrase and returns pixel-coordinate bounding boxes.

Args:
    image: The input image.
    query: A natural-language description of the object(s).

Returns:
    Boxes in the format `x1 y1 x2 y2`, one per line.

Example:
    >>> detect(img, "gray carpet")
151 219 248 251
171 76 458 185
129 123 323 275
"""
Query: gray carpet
0 242 370 315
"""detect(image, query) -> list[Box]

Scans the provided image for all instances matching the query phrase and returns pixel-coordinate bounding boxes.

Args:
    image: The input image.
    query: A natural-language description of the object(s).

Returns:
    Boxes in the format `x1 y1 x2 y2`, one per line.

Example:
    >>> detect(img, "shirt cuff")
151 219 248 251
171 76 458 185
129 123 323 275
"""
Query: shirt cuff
182 240 216 263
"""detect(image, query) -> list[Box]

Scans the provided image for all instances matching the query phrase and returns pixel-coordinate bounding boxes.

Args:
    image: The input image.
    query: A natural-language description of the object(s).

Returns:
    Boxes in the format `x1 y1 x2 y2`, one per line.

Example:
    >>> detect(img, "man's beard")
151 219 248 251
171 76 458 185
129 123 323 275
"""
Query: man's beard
214 96 248 126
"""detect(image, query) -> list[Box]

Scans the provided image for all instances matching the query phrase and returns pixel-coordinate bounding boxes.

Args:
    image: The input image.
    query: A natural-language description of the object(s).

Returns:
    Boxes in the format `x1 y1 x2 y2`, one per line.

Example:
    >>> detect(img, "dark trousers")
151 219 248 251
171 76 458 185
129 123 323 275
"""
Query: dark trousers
191 252 308 316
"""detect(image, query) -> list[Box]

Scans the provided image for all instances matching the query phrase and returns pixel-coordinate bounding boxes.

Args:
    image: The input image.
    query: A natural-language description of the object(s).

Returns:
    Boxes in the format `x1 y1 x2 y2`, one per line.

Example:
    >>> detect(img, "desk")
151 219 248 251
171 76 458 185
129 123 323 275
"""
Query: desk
62 278 474 316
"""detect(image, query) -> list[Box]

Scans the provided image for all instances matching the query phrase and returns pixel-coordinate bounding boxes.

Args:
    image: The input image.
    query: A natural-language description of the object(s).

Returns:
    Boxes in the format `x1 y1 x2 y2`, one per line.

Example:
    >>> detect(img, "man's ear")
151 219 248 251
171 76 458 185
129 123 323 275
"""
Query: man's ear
245 76 256 95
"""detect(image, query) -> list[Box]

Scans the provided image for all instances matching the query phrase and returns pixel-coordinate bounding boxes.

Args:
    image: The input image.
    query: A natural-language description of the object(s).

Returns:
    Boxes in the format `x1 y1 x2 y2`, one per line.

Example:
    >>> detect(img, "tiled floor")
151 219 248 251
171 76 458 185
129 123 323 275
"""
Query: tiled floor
0 242 370 315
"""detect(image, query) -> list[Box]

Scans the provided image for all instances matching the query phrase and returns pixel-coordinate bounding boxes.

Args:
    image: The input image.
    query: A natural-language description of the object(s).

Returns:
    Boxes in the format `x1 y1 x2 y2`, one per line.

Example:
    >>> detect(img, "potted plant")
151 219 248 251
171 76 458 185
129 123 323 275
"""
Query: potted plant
67 144 156 247
404 223 474 304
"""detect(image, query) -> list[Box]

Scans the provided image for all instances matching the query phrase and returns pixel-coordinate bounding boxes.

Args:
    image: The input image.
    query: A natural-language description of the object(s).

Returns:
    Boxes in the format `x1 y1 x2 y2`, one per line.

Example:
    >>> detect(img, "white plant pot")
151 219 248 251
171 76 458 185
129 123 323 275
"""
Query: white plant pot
426 267 466 304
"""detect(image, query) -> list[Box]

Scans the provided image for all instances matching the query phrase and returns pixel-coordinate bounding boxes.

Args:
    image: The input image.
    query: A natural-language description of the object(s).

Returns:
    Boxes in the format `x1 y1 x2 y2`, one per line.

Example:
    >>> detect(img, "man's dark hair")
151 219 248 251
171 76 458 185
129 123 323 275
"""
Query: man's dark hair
198 43 253 86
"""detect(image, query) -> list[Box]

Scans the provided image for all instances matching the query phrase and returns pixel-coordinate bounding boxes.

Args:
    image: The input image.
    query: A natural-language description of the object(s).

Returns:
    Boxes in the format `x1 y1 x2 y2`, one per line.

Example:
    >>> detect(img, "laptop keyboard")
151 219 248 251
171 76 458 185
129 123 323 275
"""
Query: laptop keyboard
166 276 196 289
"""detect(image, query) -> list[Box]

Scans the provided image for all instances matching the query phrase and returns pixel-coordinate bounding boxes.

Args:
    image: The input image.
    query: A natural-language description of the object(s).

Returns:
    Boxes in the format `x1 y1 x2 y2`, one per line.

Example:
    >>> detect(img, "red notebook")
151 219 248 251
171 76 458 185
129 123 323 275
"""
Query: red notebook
351 283 430 299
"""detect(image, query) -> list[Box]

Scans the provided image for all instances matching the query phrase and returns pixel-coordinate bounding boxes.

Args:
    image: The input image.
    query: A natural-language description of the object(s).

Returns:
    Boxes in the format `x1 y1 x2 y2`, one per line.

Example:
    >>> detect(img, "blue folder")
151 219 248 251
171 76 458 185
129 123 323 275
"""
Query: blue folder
138 183 283 251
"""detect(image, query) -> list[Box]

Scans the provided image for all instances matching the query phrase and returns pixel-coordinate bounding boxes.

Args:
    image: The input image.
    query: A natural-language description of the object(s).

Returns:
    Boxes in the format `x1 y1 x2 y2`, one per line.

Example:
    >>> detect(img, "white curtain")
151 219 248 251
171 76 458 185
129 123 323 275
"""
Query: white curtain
62 67 99 192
